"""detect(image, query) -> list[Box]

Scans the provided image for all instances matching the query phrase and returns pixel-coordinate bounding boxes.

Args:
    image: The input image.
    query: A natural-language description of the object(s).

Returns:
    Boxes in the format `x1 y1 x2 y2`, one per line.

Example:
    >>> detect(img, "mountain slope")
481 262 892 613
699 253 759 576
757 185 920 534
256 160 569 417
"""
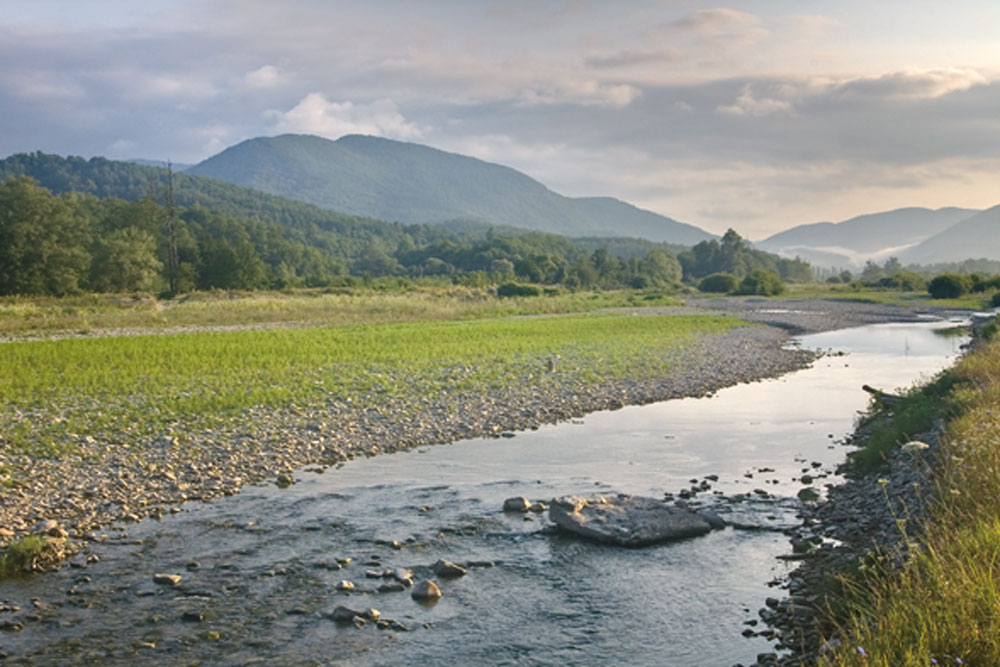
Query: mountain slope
902 205 1000 264
757 207 979 267
187 134 714 245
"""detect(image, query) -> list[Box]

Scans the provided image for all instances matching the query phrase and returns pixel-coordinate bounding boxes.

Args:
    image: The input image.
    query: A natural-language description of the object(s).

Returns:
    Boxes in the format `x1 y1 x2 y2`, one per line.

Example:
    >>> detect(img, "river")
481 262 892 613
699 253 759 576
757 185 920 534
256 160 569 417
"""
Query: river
0 320 968 665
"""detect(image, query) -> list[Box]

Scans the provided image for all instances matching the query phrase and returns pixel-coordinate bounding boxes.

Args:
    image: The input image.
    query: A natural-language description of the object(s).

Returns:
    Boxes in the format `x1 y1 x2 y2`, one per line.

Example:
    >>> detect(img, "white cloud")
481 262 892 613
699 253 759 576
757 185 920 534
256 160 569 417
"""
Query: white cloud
244 64 282 89
519 80 642 108
5 73 84 100
834 67 987 99
668 8 763 36
266 93 425 140
717 84 794 116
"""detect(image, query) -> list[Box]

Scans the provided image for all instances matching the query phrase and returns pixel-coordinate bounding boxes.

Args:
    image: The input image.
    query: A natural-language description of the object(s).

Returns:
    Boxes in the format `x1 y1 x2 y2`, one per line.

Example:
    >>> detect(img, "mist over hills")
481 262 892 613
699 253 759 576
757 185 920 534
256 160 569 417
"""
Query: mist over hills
902 205 1000 265
756 207 984 268
186 134 715 246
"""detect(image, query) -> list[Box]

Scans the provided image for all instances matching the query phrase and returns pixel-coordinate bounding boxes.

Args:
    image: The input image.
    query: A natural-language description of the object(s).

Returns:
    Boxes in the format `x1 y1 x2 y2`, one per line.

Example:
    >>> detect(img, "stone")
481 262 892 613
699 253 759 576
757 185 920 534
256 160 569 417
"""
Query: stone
695 509 727 530
336 580 355 591
329 605 362 623
432 559 467 578
548 494 712 546
503 496 531 512
378 581 406 593
797 488 821 502
411 580 442 600
152 573 182 587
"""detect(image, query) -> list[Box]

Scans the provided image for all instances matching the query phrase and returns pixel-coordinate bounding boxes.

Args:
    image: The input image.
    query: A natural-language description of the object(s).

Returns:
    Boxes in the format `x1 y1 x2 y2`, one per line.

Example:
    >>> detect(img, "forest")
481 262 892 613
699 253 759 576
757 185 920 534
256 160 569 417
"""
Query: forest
0 153 812 296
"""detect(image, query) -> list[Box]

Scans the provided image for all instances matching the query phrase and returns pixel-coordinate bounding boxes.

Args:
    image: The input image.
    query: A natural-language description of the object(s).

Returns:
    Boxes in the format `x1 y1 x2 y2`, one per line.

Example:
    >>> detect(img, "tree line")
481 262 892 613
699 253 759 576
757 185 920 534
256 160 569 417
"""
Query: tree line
0 164 812 297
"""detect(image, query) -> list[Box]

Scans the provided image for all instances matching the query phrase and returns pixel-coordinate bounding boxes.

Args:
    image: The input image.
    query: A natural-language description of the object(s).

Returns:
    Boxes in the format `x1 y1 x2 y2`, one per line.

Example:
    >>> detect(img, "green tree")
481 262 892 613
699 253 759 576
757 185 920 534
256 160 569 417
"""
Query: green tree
90 227 163 292
0 176 90 295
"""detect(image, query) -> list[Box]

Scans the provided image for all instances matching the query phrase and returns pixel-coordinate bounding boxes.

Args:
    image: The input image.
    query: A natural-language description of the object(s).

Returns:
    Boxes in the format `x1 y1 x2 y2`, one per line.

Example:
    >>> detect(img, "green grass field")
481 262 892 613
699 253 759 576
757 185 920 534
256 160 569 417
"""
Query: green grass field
0 311 740 459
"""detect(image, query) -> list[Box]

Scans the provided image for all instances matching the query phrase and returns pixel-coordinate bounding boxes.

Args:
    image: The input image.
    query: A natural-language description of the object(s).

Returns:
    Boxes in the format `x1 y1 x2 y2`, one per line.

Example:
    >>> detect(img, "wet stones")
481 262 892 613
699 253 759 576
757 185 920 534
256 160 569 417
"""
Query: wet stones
549 494 714 546
432 559 467 578
410 580 442 601
502 496 531 512
152 573 182 587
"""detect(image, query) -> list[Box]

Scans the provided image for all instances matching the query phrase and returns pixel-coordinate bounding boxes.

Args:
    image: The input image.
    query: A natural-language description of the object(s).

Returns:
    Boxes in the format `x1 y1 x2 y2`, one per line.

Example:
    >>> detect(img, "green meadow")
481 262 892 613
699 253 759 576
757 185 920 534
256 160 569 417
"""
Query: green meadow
0 307 739 459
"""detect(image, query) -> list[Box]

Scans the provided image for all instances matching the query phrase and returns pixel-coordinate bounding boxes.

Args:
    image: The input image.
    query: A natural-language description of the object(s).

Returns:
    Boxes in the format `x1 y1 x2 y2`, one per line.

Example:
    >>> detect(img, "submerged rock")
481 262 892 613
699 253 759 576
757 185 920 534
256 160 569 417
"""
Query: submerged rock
503 497 532 512
548 494 713 546
432 559 467 578
411 580 442 600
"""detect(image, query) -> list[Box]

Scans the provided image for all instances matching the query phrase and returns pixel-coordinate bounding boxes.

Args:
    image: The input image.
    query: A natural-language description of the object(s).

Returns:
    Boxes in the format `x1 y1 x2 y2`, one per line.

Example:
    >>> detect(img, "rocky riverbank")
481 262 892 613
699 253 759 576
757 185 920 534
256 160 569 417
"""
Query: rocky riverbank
0 299 959 571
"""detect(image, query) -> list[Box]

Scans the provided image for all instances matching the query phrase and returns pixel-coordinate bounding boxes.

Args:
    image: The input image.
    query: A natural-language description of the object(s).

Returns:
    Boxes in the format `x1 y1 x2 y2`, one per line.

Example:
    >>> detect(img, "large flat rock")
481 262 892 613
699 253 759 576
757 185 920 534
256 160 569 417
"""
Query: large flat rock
549 494 712 547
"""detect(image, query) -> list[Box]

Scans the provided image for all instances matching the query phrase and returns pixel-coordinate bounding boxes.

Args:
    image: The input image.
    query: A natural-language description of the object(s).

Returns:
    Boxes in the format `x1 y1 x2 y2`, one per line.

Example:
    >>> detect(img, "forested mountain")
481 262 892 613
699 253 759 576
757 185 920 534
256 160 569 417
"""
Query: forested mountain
0 152 803 297
187 134 715 245
757 207 980 268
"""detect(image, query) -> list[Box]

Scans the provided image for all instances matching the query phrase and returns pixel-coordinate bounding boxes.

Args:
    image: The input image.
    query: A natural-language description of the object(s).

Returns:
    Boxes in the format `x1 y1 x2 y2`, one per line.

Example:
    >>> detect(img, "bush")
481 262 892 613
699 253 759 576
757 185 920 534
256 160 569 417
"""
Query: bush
879 271 926 291
927 273 973 299
496 282 542 298
991 292 1000 308
698 273 739 293
736 270 785 296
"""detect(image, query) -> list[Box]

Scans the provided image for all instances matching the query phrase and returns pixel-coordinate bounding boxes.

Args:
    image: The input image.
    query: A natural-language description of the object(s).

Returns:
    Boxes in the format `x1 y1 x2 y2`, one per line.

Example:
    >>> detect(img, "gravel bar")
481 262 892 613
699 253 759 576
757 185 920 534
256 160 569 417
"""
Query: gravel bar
0 299 959 559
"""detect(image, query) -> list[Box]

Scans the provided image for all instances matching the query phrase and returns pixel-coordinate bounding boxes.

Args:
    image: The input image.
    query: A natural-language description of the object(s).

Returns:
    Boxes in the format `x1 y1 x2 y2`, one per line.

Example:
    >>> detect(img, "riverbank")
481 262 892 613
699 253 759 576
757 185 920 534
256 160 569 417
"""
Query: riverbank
0 298 964 574
754 315 1000 666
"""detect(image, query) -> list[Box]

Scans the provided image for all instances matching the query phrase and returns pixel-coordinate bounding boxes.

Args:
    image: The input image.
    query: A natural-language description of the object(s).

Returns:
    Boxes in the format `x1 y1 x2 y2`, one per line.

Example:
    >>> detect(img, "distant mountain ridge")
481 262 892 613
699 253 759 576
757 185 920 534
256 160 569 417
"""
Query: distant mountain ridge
186 134 715 245
902 204 1000 265
756 206 982 268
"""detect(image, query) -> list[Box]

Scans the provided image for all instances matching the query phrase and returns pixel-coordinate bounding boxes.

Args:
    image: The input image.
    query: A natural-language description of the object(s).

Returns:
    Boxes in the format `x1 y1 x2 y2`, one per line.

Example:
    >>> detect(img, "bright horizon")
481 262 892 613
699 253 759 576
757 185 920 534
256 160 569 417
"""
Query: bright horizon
2 0 999 238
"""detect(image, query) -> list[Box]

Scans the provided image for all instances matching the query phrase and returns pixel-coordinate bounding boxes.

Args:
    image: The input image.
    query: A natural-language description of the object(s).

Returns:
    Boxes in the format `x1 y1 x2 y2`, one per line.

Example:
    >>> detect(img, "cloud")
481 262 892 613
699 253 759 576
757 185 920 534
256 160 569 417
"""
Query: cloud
518 80 642 108
266 93 425 140
5 73 85 100
667 8 764 37
717 84 794 116
244 64 282 89
585 48 686 69
834 67 987 100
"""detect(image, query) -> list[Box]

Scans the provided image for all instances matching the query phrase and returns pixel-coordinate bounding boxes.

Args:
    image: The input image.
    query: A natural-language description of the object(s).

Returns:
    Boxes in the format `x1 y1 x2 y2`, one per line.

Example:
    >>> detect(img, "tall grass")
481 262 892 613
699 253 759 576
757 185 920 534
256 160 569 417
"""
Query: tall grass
821 326 1000 665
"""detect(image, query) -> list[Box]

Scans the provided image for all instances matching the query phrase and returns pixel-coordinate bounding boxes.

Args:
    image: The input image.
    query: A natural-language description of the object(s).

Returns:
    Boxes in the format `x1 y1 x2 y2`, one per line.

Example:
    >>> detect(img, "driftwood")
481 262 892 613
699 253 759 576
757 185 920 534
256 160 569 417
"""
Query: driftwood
862 384 903 410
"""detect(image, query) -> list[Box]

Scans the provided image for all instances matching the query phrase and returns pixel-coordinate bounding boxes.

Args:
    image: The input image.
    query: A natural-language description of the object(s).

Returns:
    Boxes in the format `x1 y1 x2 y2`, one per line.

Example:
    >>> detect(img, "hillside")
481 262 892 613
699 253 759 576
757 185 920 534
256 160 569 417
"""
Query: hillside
901 205 1000 264
186 134 715 245
757 207 979 268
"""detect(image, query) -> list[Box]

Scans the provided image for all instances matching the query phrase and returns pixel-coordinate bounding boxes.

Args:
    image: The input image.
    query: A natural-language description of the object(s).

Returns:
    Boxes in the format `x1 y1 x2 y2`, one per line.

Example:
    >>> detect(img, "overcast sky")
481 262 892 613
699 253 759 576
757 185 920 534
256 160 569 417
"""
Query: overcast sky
3 1 999 238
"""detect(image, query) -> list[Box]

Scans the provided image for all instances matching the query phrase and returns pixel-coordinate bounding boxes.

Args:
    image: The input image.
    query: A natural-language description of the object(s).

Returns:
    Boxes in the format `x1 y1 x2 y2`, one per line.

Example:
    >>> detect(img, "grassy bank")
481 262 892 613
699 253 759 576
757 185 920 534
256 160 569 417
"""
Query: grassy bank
0 286 680 337
0 310 740 461
821 321 1000 665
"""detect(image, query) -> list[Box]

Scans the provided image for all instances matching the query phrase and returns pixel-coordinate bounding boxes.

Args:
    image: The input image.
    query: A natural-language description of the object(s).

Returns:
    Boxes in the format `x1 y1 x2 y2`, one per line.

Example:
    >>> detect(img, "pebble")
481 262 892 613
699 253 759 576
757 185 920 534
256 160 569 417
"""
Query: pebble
411 580 442 601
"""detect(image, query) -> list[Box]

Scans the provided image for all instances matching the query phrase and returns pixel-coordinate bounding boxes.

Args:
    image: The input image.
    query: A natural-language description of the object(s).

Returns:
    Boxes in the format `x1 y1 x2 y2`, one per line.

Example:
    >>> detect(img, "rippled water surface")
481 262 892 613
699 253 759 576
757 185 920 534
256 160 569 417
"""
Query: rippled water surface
0 321 967 665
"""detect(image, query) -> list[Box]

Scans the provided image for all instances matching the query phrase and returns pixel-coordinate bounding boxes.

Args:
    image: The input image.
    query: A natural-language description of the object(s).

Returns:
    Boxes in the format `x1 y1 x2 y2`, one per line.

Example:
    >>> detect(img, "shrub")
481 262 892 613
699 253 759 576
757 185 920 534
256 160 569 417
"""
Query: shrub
927 273 973 299
879 271 926 291
736 270 785 296
991 292 1000 308
496 282 542 298
698 273 739 293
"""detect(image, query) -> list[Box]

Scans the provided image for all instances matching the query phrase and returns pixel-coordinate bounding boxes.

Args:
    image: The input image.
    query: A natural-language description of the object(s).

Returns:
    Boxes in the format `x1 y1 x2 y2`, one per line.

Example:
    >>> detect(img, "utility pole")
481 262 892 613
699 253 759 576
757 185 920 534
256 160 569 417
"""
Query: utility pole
164 161 180 295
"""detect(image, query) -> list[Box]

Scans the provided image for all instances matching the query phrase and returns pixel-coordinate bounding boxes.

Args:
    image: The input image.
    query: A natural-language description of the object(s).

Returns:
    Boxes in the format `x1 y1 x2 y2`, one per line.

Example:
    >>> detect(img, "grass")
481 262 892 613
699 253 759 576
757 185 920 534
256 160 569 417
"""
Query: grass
0 311 741 458
820 319 1000 665
846 374 957 473
780 283 996 310
0 286 681 337
0 535 58 577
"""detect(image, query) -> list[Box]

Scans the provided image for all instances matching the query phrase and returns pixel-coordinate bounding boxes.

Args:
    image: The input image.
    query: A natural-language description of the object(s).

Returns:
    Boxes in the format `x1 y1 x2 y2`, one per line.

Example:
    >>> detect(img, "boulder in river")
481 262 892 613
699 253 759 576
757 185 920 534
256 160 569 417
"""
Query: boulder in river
503 496 532 512
411 580 442 600
432 559 467 578
548 494 713 546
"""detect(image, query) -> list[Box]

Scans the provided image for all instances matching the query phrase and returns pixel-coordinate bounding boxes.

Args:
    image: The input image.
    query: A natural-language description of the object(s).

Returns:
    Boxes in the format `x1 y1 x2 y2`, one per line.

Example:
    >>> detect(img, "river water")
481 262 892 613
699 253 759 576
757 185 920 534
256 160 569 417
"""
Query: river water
0 320 968 666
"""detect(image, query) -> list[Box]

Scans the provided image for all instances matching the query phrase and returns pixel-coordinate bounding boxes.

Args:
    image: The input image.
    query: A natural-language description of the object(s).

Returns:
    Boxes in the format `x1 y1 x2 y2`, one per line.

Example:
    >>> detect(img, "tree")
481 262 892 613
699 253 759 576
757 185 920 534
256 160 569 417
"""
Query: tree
0 176 90 295
736 270 785 296
90 227 162 292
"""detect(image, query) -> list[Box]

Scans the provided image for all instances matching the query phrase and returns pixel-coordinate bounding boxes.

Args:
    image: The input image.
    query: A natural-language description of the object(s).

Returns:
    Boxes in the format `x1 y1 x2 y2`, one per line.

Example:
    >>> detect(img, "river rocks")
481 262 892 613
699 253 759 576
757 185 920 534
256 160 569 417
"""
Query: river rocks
152 573 182 587
503 496 532 512
335 580 355 591
411 580 442 600
432 559 467 578
796 487 821 502
549 494 714 546
329 605 363 623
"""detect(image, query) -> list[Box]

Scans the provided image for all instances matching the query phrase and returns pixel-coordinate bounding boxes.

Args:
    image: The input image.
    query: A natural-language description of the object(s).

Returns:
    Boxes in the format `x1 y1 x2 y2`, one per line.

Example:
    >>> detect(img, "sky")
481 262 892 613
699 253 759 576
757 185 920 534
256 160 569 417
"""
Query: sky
2 0 999 239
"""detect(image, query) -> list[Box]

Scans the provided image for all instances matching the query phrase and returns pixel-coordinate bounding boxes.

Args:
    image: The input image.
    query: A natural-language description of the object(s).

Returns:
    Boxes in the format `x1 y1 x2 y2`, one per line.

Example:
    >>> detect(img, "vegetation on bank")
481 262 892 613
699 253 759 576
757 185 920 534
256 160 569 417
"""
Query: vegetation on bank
820 319 1000 665
0 309 741 460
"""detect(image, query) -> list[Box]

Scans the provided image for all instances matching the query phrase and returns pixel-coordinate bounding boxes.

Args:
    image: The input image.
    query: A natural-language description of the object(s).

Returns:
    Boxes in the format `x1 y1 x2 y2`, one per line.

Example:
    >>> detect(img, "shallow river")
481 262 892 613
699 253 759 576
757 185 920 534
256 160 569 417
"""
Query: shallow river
0 320 968 666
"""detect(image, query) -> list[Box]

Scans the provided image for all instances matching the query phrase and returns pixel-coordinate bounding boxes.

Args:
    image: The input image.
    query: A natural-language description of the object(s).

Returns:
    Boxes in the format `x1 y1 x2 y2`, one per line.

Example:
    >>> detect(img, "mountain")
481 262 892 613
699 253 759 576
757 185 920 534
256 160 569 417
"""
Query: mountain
756 207 979 268
187 134 714 245
901 205 1000 264
129 158 193 170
